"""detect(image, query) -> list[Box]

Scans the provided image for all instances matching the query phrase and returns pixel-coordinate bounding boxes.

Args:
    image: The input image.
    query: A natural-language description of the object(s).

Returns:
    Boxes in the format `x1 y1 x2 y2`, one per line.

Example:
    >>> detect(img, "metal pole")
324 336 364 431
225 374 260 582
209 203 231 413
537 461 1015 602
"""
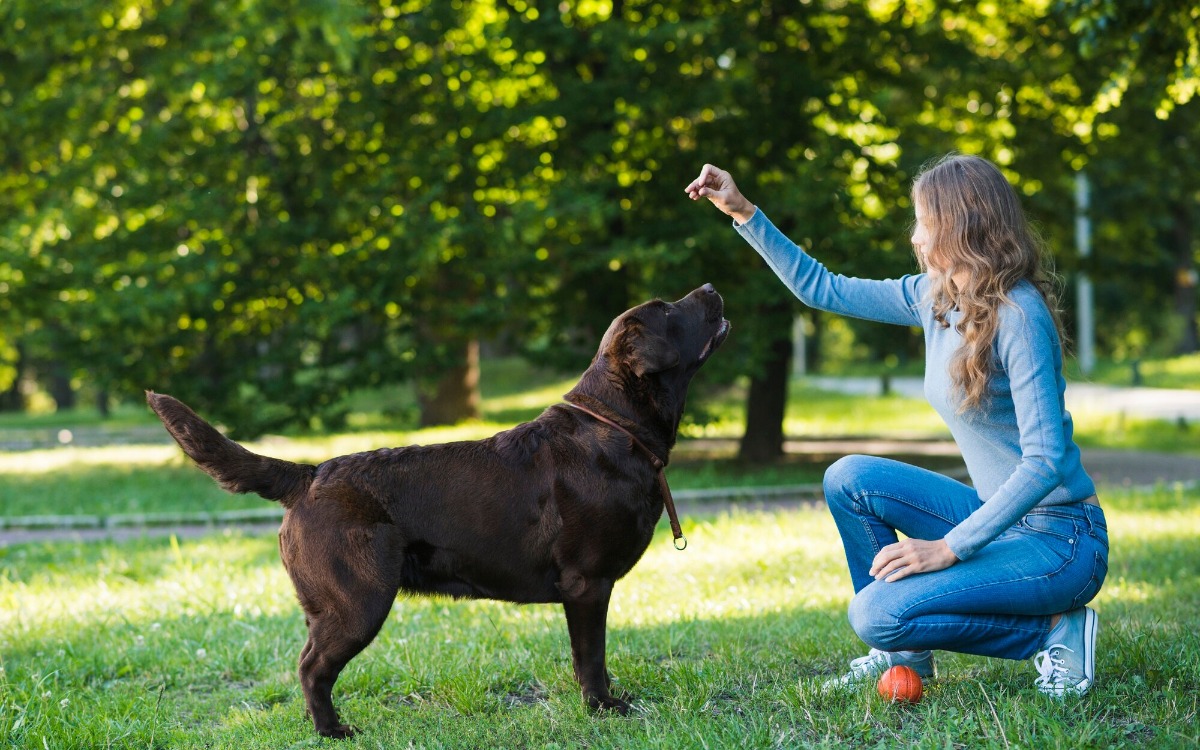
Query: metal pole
1075 170 1095 375
792 314 807 377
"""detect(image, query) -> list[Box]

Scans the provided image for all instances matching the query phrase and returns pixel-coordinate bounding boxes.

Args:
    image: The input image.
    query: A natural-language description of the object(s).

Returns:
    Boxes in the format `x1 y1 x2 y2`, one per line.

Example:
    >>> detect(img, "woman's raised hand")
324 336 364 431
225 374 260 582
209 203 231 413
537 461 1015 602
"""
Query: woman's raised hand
685 164 756 224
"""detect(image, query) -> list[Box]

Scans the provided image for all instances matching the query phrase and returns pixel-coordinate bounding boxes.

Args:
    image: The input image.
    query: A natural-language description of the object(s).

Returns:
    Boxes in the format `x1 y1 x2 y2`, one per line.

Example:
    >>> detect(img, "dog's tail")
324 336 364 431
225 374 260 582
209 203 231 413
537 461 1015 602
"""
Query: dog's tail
146 391 315 508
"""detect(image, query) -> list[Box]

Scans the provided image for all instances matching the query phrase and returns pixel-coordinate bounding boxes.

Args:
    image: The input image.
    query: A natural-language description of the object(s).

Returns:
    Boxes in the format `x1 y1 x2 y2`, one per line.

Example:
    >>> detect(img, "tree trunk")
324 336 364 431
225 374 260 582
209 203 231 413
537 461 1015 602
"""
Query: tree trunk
1170 202 1199 354
418 338 482 427
739 304 793 463
0 342 26 412
49 364 75 411
807 311 824 374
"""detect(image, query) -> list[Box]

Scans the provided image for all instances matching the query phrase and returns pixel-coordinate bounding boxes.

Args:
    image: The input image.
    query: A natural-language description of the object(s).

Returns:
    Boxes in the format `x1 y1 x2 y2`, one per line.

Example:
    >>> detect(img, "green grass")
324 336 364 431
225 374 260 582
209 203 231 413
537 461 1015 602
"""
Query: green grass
3 358 1198 746
2 486 1198 748
1068 352 1200 390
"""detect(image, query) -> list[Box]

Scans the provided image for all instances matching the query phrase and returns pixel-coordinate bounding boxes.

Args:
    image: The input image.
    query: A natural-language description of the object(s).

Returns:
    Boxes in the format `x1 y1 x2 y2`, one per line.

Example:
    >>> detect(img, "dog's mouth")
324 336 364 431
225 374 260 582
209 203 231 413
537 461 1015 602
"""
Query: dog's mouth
699 318 731 361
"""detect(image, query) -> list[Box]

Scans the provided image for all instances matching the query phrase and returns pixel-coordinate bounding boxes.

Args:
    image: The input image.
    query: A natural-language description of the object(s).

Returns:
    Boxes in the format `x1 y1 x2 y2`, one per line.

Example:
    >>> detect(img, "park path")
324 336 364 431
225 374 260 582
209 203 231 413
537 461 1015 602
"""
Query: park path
3 440 1195 546
800 375 1200 486
804 375 1200 422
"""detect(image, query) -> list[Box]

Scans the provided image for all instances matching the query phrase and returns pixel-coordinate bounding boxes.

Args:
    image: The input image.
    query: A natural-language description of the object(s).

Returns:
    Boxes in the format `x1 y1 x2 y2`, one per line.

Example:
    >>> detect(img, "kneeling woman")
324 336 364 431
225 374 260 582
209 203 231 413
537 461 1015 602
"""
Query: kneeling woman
686 154 1108 696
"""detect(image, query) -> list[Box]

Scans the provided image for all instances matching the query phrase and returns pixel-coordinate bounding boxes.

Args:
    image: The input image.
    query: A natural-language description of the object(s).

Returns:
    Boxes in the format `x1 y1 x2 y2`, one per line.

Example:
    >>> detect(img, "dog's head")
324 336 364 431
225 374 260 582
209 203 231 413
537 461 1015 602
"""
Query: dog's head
574 283 730 426
600 283 730 379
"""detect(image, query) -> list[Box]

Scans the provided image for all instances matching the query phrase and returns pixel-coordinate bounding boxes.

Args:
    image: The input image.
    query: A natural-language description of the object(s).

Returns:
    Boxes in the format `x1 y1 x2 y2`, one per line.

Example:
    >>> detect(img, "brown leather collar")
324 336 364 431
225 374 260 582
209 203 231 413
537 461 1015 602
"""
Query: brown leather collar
562 401 686 550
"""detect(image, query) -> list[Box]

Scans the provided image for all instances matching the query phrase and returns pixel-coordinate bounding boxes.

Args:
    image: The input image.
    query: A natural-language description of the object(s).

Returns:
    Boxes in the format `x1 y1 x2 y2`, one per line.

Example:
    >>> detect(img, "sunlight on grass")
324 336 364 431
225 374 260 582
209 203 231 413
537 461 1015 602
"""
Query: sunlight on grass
483 376 580 414
1 490 1198 748
0 425 526 480
612 508 851 629
0 512 849 647
1070 408 1200 453
0 445 181 473
0 535 295 638
1074 352 1200 390
783 394 948 439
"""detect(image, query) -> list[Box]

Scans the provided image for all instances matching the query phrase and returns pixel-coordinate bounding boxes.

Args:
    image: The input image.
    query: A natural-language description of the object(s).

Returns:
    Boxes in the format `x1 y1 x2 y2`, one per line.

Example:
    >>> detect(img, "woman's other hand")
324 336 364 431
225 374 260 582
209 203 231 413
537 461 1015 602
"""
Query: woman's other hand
685 164 757 224
870 538 960 582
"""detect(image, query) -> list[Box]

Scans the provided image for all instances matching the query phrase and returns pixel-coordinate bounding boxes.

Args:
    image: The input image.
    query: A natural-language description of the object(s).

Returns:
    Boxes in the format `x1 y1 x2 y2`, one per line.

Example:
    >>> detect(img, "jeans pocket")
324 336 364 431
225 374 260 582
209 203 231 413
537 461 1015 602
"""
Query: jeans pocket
1021 511 1079 543
1019 513 1079 573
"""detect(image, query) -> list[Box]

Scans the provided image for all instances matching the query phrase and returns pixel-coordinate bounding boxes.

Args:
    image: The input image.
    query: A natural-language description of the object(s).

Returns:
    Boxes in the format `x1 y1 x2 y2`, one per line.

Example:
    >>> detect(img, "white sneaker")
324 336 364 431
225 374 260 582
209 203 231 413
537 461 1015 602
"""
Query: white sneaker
1034 606 1098 697
822 648 936 691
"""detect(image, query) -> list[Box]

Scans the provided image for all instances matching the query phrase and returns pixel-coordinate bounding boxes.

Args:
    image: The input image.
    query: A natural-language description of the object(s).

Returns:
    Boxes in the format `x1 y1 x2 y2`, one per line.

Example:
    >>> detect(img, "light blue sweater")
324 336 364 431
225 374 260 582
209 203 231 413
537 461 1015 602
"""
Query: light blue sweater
735 209 1097 560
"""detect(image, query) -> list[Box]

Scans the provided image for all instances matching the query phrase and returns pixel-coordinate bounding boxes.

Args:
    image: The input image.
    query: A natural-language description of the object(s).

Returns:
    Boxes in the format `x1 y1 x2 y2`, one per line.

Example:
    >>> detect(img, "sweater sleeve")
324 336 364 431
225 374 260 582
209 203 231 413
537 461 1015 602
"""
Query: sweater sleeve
942 299 1068 560
734 208 925 327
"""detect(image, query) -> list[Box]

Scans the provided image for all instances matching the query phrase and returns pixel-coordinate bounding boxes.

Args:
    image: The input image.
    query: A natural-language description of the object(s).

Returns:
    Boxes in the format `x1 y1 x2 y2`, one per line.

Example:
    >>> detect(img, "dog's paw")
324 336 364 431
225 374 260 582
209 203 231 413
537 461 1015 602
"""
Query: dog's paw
317 723 358 739
586 694 632 715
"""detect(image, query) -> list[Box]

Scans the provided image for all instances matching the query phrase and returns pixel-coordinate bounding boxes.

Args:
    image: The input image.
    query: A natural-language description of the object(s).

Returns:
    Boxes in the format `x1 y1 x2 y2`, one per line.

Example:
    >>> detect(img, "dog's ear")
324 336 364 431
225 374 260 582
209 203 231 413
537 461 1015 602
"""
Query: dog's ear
618 322 680 377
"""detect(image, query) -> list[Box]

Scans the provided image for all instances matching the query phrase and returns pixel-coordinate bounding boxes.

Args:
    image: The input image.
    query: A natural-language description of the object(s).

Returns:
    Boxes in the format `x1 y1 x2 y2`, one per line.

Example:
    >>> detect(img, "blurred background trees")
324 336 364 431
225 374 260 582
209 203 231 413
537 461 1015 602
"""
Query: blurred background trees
1 0 1197 455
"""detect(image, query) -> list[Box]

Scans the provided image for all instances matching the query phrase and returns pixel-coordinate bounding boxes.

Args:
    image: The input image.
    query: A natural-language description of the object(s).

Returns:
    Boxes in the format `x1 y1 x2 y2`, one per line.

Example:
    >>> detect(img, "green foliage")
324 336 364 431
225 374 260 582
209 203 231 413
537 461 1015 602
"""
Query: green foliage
1060 0 1200 114
0 0 1195 436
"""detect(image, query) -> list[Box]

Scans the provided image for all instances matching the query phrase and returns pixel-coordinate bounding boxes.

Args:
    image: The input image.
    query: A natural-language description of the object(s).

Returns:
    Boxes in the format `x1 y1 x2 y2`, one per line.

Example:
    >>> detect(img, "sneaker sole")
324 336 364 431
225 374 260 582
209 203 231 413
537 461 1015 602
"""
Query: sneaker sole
1081 606 1097 691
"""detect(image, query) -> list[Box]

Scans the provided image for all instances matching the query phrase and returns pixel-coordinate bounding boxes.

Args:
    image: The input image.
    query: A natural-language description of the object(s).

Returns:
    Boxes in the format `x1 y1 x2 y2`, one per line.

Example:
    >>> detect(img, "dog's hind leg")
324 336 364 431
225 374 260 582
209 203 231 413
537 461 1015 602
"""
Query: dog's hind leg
296 585 395 739
561 577 630 714
282 518 401 739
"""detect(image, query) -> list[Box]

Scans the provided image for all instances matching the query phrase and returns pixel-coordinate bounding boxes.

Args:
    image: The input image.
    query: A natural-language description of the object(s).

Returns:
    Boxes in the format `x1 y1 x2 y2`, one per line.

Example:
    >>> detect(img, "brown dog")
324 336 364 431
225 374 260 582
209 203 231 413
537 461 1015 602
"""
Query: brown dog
147 283 729 738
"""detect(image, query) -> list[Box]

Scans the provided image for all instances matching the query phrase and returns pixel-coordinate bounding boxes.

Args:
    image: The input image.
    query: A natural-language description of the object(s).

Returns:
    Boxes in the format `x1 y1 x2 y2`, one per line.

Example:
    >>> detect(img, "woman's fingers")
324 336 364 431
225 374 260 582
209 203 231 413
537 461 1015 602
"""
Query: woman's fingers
870 544 907 580
685 163 723 199
870 539 958 582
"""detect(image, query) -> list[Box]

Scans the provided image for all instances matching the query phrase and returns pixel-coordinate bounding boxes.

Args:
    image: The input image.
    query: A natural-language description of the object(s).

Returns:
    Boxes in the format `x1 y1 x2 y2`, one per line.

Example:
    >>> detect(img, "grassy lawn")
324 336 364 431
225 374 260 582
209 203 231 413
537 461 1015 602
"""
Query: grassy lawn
1 486 1198 748
2 358 1199 746
1067 352 1200 390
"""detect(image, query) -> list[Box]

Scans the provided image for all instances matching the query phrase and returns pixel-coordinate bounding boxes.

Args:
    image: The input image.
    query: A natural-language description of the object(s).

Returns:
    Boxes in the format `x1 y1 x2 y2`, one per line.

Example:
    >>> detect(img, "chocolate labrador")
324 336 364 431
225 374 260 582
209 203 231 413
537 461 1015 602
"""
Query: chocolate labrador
147 283 729 738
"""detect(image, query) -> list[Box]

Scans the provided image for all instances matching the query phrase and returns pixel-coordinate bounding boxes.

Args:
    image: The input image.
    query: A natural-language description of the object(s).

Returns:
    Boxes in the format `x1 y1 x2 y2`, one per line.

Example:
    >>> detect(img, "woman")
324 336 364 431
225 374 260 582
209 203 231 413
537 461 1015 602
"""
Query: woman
685 154 1108 696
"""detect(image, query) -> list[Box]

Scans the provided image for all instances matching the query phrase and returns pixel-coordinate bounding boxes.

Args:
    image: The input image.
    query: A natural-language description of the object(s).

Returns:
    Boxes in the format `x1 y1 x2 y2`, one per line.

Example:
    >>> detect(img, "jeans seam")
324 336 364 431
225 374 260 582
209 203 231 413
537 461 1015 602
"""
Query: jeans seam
888 583 1053 659
890 568 1049 623
850 489 961 528
858 516 881 555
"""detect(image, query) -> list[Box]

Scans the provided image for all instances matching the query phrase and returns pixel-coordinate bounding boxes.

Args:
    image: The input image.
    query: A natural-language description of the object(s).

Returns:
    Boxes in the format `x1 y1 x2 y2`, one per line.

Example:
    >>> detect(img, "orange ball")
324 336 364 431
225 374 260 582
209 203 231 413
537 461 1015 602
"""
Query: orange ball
877 665 923 703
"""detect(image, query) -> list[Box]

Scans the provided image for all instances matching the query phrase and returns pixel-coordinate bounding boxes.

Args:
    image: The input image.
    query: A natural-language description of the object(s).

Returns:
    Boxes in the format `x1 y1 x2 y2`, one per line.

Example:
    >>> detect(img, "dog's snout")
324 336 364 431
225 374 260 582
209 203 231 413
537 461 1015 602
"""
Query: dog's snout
701 283 715 294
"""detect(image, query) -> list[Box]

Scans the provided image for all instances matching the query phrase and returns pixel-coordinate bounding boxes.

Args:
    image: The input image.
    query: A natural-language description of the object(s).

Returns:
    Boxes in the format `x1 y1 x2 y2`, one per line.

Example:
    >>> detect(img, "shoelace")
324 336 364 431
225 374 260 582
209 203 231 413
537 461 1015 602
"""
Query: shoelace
850 652 887 671
1033 644 1073 688
843 651 890 681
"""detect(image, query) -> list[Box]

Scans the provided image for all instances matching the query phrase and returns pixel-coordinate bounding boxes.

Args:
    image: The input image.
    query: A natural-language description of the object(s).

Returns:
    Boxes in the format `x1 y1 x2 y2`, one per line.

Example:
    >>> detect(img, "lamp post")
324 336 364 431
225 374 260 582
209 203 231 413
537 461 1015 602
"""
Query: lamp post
1075 170 1095 376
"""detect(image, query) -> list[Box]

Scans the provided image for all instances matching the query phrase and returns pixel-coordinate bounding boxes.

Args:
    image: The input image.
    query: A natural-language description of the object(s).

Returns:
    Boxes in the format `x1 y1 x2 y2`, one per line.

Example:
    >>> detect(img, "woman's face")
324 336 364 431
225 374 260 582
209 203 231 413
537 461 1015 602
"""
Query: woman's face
912 202 941 275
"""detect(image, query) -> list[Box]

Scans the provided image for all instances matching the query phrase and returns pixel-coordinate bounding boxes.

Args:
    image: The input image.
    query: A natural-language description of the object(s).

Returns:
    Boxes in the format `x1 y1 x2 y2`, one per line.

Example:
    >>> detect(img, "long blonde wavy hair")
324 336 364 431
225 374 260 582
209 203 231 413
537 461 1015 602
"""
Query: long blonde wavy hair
912 153 1066 412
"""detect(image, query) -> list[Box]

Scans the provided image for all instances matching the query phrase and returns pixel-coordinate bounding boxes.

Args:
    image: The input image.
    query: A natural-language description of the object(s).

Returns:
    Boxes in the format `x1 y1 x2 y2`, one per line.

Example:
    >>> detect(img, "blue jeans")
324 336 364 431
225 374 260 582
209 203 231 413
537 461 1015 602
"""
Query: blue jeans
823 455 1109 660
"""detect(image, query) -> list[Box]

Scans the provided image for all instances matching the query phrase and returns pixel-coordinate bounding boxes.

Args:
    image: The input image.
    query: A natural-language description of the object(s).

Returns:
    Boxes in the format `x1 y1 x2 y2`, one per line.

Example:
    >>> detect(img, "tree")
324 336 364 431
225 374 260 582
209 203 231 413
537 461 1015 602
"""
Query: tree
0 0 560 434
2 0 1193 450
1060 0 1200 117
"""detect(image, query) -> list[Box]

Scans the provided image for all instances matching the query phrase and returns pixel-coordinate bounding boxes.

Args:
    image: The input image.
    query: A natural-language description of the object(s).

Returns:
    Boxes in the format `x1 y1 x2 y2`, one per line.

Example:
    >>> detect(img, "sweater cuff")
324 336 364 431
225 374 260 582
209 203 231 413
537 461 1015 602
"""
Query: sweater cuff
730 206 760 228
943 528 977 562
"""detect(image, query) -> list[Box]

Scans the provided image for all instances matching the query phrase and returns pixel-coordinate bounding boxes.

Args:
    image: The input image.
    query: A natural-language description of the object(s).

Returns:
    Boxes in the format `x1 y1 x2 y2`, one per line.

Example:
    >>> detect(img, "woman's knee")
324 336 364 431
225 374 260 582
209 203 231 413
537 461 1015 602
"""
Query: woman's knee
847 588 907 651
823 454 881 509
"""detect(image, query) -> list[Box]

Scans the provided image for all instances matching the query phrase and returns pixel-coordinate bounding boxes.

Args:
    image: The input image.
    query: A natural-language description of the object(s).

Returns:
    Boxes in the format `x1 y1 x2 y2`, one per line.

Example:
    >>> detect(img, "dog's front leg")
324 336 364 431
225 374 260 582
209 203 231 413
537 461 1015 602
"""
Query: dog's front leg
562 578 630 713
